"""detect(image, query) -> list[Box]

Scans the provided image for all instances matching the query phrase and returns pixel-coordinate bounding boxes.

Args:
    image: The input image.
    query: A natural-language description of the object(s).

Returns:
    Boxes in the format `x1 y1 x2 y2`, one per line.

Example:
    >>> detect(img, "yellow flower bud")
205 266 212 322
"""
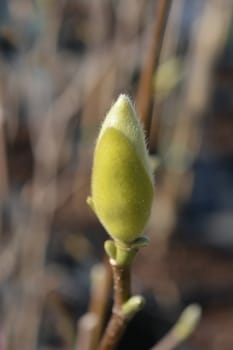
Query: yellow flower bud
88 94 154 242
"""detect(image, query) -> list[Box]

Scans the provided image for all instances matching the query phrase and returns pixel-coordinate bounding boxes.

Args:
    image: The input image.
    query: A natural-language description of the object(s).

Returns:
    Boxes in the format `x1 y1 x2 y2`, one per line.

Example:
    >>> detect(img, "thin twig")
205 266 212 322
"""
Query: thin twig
136 0 172 138
149 0 185 152
98 261 131 350
88 263 113 349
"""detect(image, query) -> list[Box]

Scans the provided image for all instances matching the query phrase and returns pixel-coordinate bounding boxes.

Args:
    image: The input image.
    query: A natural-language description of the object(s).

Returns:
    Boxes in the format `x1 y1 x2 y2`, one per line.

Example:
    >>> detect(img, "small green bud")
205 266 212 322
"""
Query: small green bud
88 94 154 242
172 304 202 341
122 295 145 318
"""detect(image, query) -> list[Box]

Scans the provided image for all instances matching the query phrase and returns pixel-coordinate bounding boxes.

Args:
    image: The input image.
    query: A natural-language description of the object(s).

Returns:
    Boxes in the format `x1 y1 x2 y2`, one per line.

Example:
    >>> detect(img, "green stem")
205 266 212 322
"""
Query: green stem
104 237 149 266
115 243 137 266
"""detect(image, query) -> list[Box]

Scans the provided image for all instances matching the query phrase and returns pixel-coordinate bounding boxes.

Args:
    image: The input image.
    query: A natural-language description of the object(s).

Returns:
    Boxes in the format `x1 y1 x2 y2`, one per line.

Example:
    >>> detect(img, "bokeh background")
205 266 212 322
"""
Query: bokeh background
0 0 233 349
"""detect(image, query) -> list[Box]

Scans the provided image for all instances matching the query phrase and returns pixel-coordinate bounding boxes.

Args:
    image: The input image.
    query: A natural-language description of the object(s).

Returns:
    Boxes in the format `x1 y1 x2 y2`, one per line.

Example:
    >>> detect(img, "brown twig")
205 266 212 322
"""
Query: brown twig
98 261 131 350
149 0 185 153
136 0 172 138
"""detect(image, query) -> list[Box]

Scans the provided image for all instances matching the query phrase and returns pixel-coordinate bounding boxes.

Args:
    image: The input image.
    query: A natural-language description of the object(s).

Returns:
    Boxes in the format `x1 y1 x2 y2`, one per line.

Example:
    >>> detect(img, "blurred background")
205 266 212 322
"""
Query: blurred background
0 0 232 349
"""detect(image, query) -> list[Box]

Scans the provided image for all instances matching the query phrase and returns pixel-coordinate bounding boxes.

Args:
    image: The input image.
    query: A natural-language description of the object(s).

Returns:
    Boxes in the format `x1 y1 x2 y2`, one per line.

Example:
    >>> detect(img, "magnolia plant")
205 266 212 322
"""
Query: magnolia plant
87 94 201 350
87 94 154 349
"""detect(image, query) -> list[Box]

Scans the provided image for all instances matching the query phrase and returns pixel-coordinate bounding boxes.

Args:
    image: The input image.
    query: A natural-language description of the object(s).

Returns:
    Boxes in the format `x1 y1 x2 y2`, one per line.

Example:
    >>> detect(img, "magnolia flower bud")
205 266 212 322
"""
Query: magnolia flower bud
88 94 154 242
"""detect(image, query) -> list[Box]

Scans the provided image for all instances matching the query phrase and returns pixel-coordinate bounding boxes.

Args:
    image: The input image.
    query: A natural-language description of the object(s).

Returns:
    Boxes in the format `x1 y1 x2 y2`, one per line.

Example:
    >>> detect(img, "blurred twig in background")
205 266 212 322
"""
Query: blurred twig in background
75 263 112 350
136 0 172 139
